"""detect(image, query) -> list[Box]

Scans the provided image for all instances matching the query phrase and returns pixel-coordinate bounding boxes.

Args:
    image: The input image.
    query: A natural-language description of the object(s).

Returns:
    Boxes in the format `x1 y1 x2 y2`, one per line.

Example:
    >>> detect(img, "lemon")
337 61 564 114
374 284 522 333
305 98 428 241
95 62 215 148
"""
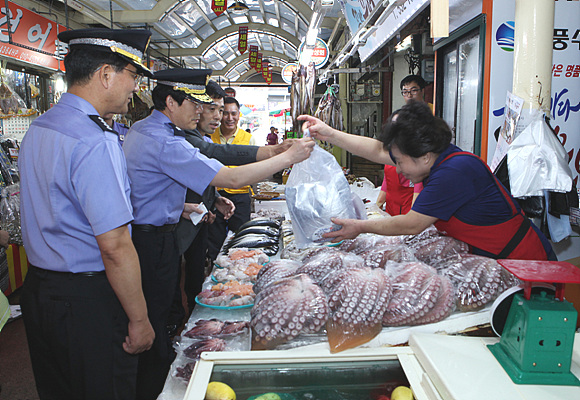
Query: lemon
255 394 282 400
391 385 414 400
205 381 236 400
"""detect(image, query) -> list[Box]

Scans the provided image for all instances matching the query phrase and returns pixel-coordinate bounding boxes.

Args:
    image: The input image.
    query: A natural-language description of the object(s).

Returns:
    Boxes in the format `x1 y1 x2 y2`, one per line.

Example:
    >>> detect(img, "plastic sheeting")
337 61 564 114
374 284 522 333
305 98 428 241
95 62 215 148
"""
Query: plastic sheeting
507 110 573 198
286 144 360 248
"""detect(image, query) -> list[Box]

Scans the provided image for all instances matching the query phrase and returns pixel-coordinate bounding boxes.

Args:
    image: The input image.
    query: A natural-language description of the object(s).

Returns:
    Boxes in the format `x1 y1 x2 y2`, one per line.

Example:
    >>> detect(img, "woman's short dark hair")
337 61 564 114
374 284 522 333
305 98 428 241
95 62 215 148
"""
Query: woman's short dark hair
152 84 188 111
63 46 128 87
379 101 452 158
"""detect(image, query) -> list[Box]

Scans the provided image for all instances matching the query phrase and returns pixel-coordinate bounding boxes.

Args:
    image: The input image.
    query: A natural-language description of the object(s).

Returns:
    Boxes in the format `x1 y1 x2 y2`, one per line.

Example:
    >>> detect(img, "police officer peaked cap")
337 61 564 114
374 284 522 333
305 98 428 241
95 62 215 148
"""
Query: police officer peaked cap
58 28 152 77
154 68 213 104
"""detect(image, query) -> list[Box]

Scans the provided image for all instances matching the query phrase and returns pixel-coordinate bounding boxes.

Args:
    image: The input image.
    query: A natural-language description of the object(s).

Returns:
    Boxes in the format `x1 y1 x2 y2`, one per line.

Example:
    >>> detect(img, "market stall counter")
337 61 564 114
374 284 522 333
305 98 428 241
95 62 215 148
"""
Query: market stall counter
159 213 519 399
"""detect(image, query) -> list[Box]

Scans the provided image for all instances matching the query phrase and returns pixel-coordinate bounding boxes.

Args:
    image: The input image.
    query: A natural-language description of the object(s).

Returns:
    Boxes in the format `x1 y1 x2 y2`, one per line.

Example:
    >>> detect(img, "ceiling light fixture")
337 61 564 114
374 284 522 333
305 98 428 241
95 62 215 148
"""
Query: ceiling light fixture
228 0 250 15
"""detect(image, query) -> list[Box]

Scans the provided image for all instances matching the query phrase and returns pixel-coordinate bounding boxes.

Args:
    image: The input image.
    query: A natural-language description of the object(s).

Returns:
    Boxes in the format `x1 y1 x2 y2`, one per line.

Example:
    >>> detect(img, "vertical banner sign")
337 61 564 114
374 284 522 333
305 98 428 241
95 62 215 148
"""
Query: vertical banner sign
238 26 248 54
256 52 263 72
0 1 68 71
266 69 272 85
261 60 269 79
249 45 258 67
212 0 226 16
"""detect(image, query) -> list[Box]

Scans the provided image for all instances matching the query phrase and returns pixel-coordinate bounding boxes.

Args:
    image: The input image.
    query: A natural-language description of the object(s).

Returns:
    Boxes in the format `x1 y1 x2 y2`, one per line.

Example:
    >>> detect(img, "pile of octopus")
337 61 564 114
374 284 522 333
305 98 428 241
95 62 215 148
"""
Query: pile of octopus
247 101 557 352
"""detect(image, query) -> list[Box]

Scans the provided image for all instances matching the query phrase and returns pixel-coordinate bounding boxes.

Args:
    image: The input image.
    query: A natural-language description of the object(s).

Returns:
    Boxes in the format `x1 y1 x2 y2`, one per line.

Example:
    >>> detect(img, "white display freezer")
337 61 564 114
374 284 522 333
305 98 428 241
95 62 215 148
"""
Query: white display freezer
182 332 580 400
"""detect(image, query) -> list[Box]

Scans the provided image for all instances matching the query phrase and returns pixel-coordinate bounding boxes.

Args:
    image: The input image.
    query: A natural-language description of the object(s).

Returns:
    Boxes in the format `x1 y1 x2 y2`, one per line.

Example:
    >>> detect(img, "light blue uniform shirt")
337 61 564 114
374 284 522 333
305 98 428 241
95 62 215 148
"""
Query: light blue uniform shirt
112 120 129 145
123 110 223 226
19 93 134 273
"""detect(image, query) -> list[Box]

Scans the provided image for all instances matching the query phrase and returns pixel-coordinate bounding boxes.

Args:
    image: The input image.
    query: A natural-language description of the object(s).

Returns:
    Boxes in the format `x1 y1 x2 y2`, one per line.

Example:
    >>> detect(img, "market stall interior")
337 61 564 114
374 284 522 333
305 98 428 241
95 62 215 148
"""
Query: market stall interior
2 0 580 399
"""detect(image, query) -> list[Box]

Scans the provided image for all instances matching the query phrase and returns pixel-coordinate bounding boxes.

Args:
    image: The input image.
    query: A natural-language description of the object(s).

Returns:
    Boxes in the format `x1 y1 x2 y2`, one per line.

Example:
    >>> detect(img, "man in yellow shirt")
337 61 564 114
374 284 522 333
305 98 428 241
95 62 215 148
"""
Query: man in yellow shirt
208 97 257 259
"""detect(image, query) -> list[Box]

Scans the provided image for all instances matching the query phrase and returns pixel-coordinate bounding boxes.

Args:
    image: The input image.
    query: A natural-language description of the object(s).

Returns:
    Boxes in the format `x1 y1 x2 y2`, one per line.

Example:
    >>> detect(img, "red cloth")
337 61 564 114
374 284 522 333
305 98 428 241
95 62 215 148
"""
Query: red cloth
383 165 414 215
433 152 550 260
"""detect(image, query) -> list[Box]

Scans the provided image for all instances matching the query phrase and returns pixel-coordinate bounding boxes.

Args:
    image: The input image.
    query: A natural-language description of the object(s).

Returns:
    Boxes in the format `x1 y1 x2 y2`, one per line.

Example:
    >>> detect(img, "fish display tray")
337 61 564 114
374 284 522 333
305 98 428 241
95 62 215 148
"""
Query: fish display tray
194 296 254 310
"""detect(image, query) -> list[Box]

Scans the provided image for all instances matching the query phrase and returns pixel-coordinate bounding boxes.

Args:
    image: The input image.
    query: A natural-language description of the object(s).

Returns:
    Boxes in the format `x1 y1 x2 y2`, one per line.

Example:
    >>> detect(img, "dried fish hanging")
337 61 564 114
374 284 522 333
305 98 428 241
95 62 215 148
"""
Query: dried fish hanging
315 82 343 131
290 62 316 135
314 81 343 152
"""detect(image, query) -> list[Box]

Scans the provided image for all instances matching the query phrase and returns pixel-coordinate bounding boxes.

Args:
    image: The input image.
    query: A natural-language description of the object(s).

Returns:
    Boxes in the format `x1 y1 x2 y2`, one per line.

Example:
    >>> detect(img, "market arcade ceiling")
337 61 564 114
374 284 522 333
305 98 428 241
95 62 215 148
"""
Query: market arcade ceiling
27 0 345 82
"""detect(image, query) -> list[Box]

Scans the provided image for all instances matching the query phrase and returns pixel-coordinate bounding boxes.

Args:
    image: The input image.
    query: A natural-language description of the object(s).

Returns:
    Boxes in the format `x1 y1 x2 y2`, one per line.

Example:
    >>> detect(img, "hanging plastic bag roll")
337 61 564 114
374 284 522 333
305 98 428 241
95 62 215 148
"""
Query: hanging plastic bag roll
506 110 573 197
286 130 363 248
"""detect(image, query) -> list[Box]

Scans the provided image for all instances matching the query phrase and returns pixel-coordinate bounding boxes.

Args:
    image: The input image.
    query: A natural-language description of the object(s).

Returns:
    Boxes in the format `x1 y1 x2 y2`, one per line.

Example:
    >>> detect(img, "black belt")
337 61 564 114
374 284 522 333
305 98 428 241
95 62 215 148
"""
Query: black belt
132 223 177 233
30 265 105 277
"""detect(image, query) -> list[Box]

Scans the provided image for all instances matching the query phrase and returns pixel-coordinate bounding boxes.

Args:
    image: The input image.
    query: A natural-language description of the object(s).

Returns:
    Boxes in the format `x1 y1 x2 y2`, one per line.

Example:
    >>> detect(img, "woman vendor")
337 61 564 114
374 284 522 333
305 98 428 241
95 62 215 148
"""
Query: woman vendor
298 101 555 261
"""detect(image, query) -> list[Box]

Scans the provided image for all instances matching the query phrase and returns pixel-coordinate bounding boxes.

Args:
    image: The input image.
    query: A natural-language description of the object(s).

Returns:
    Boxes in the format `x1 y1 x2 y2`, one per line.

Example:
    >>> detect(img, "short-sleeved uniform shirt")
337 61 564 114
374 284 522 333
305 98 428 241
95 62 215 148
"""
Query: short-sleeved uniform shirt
123 110 223 226
19 93 133 273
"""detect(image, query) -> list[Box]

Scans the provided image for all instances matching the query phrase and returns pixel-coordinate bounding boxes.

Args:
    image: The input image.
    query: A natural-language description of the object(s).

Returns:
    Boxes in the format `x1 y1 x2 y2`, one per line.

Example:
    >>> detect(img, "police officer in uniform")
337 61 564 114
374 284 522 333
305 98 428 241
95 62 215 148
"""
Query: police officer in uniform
19 28 155 400
123 68 314 399
171 79 304 323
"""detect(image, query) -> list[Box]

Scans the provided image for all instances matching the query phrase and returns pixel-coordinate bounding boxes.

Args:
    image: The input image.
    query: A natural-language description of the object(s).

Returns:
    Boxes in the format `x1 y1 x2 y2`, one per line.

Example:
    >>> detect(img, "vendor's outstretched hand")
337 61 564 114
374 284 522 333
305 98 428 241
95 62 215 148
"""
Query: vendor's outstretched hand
286 137 315 163
323 217 362 242
297 114 334 141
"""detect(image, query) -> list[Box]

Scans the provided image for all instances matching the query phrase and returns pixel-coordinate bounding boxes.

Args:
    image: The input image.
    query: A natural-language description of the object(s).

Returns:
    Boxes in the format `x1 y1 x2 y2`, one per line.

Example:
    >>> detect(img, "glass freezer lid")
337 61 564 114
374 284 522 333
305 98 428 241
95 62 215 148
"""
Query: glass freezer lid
184 347 433 400
209 359 408 397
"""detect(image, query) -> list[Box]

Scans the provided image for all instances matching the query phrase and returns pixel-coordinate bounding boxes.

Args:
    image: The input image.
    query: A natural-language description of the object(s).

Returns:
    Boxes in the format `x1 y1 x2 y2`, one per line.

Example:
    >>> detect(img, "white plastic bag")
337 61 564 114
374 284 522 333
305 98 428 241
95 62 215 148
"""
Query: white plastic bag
507 110 573 197
286 144 360 248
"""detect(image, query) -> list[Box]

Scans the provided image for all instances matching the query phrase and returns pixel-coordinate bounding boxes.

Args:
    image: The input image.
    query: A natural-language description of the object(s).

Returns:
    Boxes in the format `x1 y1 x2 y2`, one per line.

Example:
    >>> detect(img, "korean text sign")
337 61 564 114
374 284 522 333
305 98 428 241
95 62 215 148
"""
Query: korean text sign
0 1 66 70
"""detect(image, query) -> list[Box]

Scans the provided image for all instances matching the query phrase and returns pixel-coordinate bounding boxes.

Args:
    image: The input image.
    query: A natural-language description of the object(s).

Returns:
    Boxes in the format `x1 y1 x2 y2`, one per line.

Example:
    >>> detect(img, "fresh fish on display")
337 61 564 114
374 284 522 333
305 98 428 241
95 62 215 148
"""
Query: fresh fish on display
260 245 279 256
225 236 279 251
228 233 279 247
235 225 280 238
237 218 281 230
183 338 227 359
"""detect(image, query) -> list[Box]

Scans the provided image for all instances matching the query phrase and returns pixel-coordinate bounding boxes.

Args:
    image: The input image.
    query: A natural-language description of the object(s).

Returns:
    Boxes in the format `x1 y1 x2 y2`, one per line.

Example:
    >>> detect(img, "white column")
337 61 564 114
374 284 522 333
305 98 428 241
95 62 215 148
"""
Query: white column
512 0 555 113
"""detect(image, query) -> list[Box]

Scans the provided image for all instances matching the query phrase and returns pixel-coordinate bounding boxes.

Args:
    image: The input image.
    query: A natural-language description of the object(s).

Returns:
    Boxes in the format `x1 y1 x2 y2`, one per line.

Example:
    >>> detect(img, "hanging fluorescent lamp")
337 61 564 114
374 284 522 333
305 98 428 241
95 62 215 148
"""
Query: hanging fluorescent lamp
228 0 250 15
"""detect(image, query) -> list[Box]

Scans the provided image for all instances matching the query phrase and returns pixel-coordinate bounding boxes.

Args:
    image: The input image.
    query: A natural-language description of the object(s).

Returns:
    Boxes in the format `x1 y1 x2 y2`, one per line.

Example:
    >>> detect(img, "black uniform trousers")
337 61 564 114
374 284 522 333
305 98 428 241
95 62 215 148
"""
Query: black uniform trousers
21 266 137 400
183 221 209 310
207 191 252 260
132 228 180 400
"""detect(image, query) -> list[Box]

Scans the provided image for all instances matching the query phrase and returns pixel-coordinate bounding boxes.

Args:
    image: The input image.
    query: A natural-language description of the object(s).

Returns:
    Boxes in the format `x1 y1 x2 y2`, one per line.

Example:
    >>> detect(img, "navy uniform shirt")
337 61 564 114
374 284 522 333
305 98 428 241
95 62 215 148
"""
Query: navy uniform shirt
123 110 223 226
19 93 133 273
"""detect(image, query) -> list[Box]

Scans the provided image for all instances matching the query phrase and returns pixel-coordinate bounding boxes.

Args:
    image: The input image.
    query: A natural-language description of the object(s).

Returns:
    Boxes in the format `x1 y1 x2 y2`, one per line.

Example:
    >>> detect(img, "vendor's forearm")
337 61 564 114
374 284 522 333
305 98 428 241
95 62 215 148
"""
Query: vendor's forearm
328 129 393 166
361 212 437 236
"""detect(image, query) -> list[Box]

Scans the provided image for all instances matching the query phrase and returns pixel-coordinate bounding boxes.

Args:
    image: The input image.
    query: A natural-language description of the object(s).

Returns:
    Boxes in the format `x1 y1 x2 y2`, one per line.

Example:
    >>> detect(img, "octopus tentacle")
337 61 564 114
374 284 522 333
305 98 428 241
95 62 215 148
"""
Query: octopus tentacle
251 274 329 350
325 267 392 352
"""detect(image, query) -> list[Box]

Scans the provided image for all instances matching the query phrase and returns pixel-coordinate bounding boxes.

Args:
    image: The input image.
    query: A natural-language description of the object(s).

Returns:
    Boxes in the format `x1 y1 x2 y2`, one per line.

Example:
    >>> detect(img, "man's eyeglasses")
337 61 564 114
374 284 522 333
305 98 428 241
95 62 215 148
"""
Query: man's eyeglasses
123 67 144 85
401 87 421 97
185 97 203 109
